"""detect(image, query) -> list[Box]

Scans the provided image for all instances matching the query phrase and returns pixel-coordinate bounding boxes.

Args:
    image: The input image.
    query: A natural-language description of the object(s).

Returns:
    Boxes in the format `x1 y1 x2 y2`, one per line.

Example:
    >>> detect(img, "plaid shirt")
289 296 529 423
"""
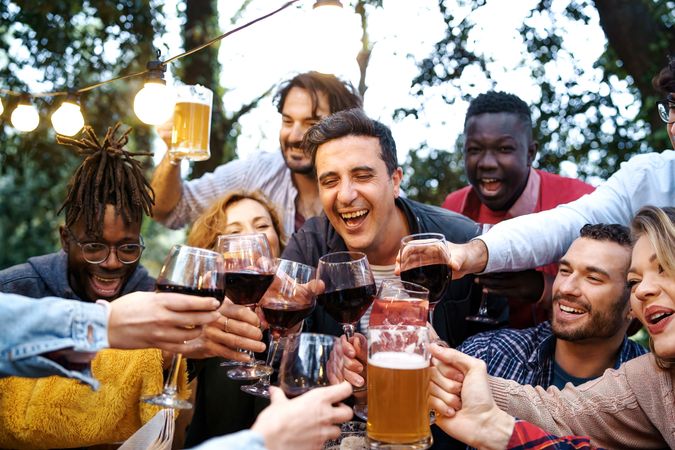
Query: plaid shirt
508 420 603 449
457 322 647 387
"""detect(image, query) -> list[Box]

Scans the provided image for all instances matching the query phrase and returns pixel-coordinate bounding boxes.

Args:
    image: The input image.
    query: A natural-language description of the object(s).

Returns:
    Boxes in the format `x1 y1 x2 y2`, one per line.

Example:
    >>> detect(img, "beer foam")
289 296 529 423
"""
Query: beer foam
368 351 429 369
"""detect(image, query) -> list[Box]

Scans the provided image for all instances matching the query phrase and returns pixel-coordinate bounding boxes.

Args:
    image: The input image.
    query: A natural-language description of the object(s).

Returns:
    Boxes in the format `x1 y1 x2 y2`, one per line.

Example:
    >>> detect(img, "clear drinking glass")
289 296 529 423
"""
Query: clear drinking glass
241 259 317 398
366 325 432 449
169 84 213 161
279 333 337 398
398 232 451 328
142 245 225 409
216 232 277 379
466 224 499 324
354 280 429 421
316 251 376 338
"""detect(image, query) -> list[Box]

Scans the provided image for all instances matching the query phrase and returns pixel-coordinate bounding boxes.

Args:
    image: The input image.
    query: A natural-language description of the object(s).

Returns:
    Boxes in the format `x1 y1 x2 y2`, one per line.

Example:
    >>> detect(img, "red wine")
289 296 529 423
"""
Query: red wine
317 284 376 324
156 281 225 304
262 302 314 334
225 271 274 306
401 263 450 303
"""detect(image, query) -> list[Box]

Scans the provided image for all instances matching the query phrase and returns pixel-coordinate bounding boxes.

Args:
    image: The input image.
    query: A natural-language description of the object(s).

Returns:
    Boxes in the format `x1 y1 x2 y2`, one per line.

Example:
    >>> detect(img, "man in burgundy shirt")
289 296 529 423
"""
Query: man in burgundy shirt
443 92 595 327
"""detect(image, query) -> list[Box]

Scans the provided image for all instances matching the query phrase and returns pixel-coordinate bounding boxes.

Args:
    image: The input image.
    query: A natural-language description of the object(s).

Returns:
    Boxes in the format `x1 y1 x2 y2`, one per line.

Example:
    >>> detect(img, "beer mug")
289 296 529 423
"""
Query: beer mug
169 84 213 161
366 325 432 449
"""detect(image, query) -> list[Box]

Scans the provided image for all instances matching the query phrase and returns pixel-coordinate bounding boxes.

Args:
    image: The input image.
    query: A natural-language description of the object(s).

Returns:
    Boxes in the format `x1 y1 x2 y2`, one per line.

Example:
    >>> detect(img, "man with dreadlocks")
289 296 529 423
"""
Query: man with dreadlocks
0 124 179 448
0 123 155 301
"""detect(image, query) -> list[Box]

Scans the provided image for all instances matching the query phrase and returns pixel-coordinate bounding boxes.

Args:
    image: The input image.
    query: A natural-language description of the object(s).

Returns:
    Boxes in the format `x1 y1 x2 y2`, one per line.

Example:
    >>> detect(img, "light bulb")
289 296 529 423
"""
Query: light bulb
0 97 4 116
51 98 85 136
11 98 39 132
134 81 175 125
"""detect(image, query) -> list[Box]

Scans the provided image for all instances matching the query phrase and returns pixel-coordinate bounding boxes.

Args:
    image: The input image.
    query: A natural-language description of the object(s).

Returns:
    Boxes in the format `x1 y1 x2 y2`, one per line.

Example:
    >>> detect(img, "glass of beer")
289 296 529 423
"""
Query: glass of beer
367 325 432 449
169 84 213 161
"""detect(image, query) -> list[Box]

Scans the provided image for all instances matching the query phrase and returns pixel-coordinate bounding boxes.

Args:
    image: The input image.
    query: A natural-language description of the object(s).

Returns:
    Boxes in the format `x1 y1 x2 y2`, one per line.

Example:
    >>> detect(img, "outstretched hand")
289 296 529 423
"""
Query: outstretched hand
429 344 515 449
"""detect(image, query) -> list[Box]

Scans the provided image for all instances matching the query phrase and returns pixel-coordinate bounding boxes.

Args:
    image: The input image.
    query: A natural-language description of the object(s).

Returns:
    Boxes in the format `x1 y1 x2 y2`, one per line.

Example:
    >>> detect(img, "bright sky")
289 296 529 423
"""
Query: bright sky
155 1 614 180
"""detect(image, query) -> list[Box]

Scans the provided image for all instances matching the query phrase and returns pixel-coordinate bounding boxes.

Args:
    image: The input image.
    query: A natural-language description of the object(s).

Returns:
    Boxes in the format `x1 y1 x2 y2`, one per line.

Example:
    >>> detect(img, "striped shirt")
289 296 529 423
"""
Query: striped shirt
162 151 299 236
457 322 647 388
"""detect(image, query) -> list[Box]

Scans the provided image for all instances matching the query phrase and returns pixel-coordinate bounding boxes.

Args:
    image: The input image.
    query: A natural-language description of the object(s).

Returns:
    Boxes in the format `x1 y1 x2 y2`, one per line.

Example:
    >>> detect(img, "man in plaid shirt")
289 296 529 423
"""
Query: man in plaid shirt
458 223 646 389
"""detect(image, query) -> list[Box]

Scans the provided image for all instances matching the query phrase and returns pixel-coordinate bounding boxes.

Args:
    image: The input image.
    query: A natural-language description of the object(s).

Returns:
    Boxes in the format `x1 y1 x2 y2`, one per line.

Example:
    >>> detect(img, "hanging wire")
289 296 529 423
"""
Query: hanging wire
0 0 301 99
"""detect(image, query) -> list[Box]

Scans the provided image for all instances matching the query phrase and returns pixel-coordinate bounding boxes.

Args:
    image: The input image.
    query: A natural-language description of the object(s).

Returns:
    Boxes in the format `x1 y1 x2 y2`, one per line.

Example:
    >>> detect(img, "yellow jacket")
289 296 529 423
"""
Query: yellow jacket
0 348 188 449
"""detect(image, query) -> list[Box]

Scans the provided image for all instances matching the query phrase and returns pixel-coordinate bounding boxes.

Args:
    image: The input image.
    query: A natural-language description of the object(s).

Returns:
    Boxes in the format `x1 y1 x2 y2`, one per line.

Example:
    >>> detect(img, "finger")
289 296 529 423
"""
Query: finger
430 366 463 395
343 357 364 374
343 368 365 388
314 381 353 404
330 403 354 424
429 380 462 412
429 394 458 417
164 309 222 328
269 386 288 404
219 316 264 341
341 335 357 358
221 302 261 327
430 343 478 374
161 294 220 312
322 425 342 442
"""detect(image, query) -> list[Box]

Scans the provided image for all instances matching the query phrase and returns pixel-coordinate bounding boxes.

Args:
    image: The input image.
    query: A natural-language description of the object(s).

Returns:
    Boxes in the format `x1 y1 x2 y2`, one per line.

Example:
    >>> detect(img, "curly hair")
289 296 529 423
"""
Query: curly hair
464 91 532 133
579 223 632 248
652 56 675 94
186 190 285 254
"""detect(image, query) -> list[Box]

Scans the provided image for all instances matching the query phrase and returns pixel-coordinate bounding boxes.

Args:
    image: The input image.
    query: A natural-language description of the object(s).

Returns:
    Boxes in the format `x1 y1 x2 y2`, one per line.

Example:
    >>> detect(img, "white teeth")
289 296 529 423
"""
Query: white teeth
648 312 672 323
560 304 584 314
482 178 498 183
341 210 367 219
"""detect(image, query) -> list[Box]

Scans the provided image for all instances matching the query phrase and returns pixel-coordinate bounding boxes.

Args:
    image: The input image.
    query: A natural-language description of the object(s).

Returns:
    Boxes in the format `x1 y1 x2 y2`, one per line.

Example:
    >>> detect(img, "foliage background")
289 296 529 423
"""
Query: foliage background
0 0 672 272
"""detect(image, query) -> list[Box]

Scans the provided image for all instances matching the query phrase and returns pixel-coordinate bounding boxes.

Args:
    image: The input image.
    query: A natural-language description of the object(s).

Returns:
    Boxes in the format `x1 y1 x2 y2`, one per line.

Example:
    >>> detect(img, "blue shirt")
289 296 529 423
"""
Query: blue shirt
0 293 109 388
457 322 647 387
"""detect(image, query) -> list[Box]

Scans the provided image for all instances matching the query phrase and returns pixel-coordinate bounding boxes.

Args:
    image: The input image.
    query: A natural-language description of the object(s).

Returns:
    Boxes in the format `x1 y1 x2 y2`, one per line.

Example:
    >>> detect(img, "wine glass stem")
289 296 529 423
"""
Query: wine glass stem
478 294 489 315
343 323 356 339
261 334 281 387
164 353 183 395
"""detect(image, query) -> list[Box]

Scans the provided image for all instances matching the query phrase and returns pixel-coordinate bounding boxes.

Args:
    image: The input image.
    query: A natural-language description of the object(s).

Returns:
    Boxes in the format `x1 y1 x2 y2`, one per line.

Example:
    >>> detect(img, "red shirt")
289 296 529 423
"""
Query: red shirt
442 169 595 327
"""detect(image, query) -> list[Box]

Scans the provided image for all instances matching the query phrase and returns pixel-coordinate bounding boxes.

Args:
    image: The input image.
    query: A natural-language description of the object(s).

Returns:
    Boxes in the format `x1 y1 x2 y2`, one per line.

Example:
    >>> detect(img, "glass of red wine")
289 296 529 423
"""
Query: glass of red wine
216 232 278 380
466 224 499 324
279 333 336 399
399 232 451 328
241 259 318 398
142 244 225 409
316 251 376 338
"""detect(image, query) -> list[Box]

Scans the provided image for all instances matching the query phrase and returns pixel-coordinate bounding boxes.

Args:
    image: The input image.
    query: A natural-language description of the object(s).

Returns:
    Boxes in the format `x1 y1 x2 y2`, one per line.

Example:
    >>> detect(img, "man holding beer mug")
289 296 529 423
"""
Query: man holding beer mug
151 72 363 237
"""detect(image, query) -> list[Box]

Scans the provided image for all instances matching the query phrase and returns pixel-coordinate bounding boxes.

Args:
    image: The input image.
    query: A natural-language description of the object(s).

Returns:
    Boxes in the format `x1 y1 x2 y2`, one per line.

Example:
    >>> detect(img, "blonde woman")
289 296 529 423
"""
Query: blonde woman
430 206 675 449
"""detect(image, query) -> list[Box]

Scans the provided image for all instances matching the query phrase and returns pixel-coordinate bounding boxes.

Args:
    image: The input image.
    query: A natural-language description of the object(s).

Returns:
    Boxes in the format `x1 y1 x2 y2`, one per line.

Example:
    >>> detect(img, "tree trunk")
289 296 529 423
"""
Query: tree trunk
181 0 228 179
593 0 675 132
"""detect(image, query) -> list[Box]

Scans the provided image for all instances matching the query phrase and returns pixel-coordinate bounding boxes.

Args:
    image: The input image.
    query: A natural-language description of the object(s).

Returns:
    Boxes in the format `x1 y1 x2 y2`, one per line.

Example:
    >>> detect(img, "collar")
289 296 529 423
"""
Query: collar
507 168 540 218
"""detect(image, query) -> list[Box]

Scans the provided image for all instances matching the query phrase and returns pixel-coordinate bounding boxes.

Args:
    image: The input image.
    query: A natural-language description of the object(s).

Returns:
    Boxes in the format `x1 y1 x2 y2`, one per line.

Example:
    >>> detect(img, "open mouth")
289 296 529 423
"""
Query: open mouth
89 274 123 298
479 178 502 195
339 209 369 228
647 311 673 325
559 304 585 315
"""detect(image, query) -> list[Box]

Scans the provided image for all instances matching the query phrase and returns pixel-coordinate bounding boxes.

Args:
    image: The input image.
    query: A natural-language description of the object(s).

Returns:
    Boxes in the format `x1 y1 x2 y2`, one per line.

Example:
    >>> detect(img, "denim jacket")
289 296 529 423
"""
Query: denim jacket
0 294 108 388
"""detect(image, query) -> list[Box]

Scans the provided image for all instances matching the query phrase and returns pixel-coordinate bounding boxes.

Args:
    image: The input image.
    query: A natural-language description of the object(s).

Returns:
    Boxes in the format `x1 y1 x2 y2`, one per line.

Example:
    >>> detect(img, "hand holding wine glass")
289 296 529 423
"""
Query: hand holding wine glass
399 233 451 328
466 224 499 324
142 244 225 410
216 232 278 380
242 259 318 398
316 251 376 338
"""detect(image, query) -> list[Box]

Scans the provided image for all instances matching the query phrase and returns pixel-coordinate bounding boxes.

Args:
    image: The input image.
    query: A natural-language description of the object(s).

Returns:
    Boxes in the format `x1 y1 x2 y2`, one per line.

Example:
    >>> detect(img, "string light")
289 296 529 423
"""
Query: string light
11 94 40 132
51 92 85 136
133 61 175 125
0 0 301 134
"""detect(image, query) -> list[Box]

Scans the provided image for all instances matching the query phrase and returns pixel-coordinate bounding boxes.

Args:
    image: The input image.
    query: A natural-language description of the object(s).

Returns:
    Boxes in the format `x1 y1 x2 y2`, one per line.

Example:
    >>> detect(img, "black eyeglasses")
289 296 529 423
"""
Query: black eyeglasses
657 98 675 124
66 228 145 264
